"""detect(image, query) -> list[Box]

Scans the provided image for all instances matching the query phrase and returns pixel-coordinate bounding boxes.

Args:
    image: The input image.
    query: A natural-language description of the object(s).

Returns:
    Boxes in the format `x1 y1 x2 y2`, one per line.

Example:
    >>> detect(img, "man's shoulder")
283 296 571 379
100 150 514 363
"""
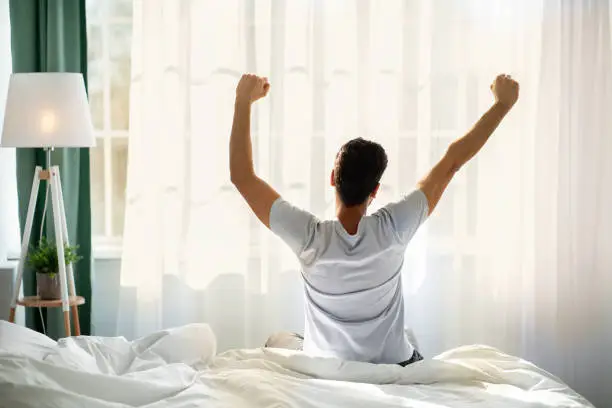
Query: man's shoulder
311 217 402 251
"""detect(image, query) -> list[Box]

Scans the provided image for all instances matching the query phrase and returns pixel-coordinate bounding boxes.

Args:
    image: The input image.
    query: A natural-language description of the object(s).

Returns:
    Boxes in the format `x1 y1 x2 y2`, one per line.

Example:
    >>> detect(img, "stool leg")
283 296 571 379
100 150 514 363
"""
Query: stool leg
10 167 43 323
50 167 71 337
71 306 81 335
63 310 71 336
55 167 81 336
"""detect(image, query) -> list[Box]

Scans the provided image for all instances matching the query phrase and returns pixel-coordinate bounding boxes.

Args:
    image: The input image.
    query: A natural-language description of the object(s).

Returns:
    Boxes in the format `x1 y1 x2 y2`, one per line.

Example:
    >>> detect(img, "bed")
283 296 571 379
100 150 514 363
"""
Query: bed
0 321 594 407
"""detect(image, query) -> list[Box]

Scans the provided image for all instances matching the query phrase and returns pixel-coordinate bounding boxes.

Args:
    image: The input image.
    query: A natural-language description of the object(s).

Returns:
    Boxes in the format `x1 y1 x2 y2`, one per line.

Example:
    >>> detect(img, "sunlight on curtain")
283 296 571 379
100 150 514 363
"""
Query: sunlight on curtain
124 0 540 344
122 2 612 403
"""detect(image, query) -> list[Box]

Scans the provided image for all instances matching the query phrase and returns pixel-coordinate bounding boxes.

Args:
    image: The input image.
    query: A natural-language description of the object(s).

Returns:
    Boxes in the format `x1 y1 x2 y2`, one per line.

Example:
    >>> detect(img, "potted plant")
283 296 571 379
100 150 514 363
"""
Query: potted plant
27 237 82 300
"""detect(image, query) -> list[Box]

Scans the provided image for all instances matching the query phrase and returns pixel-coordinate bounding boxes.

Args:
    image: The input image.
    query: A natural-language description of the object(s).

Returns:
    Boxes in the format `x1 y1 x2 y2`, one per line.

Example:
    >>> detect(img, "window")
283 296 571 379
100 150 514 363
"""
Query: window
86 0 133 253
83 0 478 262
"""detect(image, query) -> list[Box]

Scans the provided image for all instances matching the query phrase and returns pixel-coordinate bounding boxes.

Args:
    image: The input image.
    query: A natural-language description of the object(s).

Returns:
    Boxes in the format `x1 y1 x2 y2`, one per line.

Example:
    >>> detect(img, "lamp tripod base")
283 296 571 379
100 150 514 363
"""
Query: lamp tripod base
8 165 81 337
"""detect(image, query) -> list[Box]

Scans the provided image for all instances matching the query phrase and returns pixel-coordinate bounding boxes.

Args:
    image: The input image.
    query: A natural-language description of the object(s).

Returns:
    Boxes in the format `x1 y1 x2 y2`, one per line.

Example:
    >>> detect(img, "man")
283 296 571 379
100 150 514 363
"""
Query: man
230 73 519 365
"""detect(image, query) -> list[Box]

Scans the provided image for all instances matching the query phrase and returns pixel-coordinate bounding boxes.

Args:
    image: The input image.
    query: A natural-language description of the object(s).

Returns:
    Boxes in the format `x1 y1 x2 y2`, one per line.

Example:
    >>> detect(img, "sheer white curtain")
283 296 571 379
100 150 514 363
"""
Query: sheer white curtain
0 0 19 263
123 0 612 404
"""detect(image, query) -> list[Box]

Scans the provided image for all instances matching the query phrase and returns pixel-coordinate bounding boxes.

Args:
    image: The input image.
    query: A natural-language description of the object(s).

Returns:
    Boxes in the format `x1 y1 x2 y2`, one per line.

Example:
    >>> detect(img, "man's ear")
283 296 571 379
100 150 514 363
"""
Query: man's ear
330 169 335 187
371 183 380 198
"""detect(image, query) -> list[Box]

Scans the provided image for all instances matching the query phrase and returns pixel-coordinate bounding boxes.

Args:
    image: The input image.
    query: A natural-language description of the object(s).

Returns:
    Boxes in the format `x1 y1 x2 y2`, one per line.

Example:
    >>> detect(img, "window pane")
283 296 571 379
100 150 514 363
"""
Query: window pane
429 184 454 237
86 0 101 21
91 138 106 236
89 88 104 131
401 87 418 131
399 137 417 186
87 25 104 130
109 0 133 18
429 137 455 236
111 138 128 236
110 24 132 130
466 158 478 236
87 24 103 61
431 75 458 130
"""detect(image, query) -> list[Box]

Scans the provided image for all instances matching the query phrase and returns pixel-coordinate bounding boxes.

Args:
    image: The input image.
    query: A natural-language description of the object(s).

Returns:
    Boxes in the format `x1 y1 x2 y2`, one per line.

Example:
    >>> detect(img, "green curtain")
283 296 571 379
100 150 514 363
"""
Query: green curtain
9 0 92 338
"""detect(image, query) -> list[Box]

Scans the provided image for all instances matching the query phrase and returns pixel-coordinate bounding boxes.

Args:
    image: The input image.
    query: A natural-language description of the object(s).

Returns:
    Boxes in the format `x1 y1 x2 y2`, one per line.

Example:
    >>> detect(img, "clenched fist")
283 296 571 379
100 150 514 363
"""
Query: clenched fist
491 74 519 108
236 74 270 104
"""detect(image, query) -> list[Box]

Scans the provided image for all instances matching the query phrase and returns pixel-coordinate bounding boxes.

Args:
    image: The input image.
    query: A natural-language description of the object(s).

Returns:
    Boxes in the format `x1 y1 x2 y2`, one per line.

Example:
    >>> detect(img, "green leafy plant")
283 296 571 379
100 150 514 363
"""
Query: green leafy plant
27 237 82 277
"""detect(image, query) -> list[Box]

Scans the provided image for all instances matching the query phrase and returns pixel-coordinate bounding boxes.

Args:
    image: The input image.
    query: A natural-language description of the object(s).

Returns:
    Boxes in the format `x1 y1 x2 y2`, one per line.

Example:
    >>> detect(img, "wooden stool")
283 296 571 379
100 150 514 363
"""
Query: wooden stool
15 296 85 335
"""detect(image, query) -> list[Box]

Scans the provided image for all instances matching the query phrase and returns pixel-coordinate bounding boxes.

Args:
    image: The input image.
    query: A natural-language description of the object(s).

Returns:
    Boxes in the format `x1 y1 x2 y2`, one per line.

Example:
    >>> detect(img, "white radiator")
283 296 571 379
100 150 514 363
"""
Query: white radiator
0 261 24 325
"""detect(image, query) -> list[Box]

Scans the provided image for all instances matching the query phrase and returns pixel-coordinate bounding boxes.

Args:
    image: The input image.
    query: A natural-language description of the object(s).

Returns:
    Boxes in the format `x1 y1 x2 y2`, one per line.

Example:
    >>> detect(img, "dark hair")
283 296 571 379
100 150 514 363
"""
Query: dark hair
334 138 388 207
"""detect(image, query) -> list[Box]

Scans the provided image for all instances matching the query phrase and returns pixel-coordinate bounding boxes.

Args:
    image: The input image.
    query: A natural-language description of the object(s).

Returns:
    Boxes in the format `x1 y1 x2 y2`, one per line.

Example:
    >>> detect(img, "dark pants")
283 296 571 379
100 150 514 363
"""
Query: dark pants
265 332 424 367
398 348 424 366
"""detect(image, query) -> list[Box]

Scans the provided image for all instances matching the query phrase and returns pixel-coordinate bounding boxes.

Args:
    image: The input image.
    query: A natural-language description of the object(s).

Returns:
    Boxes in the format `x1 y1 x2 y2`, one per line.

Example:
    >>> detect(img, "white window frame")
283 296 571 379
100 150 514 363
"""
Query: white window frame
88 4 132 258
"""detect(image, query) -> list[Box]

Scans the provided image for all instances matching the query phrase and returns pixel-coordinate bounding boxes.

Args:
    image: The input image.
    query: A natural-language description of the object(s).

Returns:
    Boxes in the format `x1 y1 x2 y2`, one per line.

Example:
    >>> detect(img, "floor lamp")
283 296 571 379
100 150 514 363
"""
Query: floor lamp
1 73 95 336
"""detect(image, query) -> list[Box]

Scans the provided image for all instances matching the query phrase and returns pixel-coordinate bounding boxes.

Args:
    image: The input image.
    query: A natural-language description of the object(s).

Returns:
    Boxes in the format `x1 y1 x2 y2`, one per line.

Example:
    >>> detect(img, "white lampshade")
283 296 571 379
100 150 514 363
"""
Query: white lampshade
0 73 95 148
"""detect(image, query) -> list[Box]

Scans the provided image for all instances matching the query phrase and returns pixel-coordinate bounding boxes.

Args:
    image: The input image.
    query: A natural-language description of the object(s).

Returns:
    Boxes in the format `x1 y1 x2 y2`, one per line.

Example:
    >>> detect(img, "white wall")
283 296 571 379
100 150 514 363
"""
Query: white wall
91 258 122 336
0 0 19 262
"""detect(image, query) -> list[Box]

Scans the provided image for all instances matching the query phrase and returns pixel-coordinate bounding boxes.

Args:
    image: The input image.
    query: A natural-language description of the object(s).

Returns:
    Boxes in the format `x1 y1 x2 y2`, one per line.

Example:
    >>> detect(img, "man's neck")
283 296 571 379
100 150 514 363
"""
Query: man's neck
336 197 368 235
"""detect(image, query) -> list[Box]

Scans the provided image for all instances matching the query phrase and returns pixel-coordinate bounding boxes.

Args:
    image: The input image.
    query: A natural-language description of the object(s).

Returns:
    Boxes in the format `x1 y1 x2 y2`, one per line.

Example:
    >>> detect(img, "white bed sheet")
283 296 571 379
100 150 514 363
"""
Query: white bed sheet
0 321 594 408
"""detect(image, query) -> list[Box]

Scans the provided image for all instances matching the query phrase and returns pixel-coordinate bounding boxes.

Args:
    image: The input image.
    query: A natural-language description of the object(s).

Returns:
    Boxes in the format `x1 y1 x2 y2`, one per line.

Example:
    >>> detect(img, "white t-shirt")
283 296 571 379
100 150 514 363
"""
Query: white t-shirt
269 189 429 364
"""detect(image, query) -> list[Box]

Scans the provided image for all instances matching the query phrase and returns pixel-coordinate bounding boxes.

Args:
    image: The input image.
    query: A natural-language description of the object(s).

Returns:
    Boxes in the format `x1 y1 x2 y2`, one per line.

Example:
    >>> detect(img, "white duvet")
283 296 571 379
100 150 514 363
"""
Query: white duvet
0 322 593 408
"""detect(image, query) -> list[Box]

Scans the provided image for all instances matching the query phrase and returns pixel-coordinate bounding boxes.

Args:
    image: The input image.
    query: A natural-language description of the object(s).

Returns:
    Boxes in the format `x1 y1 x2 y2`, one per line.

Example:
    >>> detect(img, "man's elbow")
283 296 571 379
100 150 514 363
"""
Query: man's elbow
230 170 256 188
230 173 246 187
445 142 463 173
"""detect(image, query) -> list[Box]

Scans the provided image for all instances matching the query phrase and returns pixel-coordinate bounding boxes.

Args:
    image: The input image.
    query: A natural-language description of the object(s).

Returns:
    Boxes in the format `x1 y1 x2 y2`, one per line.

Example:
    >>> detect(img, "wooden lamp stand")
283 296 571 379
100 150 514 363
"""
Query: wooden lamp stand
8 160 83 337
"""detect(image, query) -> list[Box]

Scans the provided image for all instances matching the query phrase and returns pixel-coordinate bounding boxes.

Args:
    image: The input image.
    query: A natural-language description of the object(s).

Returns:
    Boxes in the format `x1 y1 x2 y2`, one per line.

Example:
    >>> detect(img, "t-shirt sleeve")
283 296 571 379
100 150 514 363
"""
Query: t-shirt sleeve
269 198 318 256
377 189 429 245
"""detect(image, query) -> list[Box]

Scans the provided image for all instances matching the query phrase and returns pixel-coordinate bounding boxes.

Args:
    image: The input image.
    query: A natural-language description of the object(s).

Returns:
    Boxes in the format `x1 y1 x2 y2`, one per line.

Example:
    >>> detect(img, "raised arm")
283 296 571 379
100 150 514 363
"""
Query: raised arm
230 74 280 227
418 74 519 214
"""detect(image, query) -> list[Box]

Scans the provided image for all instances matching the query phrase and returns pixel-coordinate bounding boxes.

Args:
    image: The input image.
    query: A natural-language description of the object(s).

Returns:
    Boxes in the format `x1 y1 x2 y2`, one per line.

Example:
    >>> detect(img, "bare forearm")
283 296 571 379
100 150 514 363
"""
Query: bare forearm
448 102 511 169
418 75 518 215
230 100 255 183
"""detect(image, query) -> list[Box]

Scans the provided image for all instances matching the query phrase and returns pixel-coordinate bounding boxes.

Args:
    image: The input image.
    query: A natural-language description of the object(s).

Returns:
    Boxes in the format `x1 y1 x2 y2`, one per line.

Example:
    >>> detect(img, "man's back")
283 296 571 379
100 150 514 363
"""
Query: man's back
270 189 429 364
230 72 517 363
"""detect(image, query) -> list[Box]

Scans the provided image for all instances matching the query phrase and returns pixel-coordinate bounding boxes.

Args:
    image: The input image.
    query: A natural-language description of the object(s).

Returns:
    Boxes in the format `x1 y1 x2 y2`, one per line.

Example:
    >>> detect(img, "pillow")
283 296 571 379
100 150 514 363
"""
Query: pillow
130 323 217 367
49 323 218 375
0 320 56 360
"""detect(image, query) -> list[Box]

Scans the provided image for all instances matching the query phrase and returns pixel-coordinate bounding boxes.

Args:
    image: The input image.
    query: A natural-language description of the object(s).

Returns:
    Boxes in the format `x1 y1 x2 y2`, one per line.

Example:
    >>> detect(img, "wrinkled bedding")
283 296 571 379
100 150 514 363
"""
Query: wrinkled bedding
0 321 594 407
